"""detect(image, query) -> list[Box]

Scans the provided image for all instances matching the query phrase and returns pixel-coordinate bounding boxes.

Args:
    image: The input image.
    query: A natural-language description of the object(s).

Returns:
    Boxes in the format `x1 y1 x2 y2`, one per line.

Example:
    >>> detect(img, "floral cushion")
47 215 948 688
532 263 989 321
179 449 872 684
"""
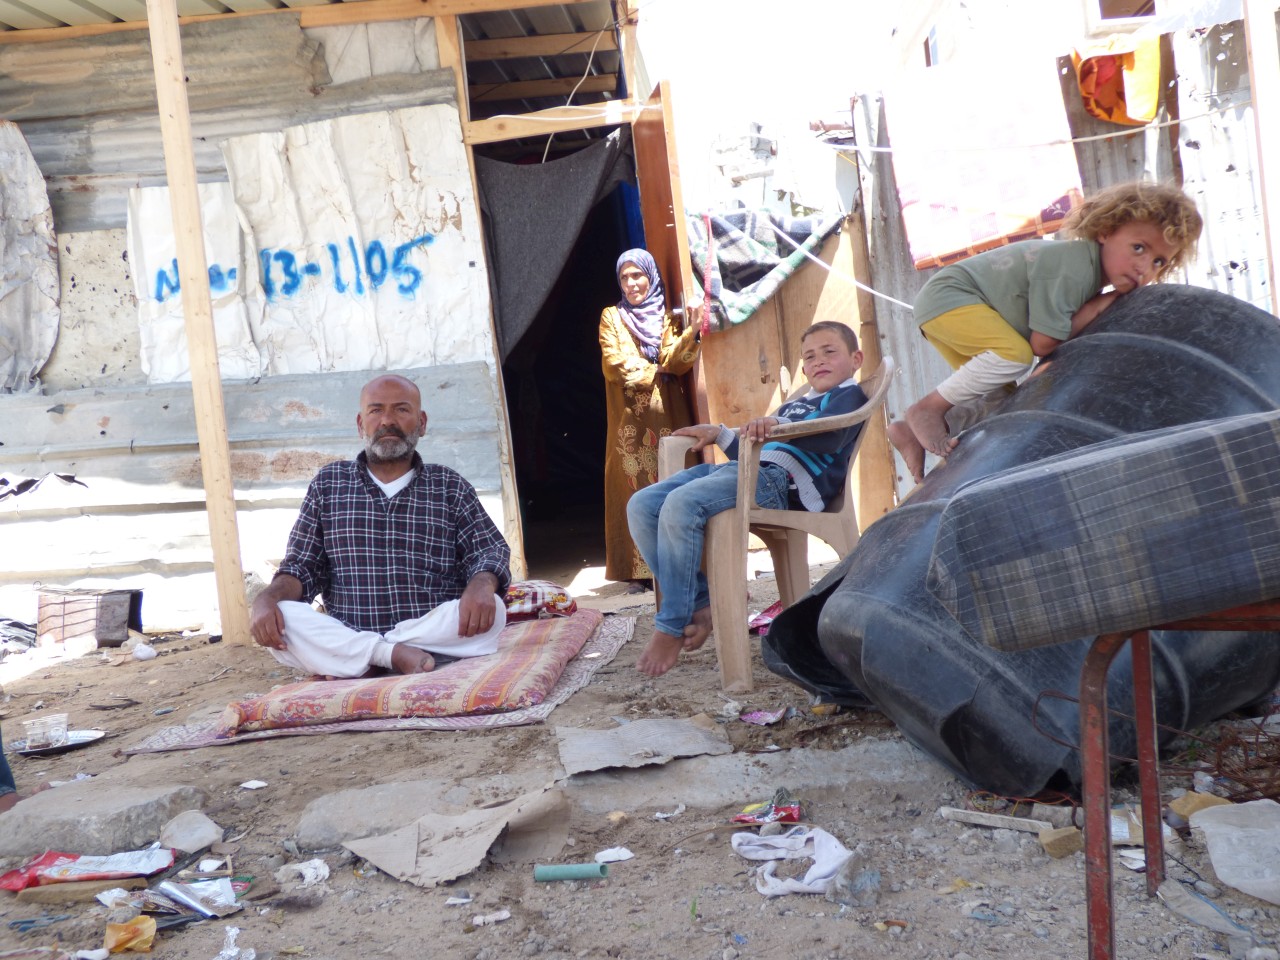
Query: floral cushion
216 609 602 736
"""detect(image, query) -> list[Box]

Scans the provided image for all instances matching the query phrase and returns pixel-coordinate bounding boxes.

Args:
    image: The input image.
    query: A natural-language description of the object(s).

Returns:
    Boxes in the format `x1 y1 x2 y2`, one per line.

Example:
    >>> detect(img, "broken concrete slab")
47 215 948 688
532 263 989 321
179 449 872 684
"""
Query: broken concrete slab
0 780 206 857
563 739 951 815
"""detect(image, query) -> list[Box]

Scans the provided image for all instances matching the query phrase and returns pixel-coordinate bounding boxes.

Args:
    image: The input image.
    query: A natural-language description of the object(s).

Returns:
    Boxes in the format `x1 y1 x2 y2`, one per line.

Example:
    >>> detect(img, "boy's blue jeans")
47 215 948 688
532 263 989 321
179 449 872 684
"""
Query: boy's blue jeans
627 460 790 638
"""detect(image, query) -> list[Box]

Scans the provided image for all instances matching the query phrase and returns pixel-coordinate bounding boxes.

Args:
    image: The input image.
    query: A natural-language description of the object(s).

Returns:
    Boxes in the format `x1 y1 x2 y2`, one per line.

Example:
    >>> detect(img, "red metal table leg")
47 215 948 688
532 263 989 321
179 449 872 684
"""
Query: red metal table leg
1081 631 1129 960
1130 629 1165 895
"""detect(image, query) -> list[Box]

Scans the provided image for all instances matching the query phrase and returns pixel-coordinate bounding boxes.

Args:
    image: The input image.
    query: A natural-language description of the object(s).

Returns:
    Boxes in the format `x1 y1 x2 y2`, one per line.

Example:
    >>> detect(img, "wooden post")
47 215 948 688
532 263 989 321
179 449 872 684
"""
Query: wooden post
145 0 250 642
1244 0 1280 314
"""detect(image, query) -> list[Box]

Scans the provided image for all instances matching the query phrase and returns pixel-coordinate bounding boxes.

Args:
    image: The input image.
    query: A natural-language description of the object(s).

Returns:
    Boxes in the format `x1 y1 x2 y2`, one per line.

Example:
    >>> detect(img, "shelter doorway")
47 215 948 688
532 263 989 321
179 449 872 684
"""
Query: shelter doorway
501 184 642 584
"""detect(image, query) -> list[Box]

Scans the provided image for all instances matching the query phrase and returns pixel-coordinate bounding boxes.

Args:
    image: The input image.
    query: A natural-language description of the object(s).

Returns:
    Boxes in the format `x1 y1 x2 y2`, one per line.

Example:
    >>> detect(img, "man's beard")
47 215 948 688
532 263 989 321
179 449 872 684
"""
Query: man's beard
364 426 419 464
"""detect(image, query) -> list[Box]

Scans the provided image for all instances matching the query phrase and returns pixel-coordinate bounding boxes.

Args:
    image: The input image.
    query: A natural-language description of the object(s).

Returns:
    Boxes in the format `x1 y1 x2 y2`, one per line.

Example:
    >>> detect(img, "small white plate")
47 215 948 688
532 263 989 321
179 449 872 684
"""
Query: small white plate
9 730 107 756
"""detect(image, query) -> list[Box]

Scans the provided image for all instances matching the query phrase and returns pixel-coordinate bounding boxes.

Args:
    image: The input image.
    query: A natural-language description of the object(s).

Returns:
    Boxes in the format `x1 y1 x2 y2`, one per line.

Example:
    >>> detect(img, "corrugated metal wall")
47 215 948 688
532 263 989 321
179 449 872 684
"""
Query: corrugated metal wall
855 15 1273 500
0 14 456 232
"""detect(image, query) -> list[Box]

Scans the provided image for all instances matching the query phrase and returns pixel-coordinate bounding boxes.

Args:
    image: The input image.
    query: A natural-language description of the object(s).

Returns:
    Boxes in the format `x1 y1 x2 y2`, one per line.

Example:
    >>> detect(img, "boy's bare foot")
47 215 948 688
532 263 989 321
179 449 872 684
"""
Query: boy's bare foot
888 420 927 484
637 629 685 677
390 644 436 675
682 606 713 651
0 793 18 814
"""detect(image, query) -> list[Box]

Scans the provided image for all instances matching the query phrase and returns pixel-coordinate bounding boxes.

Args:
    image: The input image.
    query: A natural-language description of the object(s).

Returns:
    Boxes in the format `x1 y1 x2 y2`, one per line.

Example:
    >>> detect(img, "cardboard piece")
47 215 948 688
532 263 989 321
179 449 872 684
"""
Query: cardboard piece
555 714 732 776
343 786 554 888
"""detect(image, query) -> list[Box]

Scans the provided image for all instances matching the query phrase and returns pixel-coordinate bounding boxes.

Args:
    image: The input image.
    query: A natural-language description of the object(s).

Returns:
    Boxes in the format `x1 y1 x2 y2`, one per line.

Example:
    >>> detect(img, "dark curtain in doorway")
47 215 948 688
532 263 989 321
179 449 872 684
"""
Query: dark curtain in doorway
475 128 636 361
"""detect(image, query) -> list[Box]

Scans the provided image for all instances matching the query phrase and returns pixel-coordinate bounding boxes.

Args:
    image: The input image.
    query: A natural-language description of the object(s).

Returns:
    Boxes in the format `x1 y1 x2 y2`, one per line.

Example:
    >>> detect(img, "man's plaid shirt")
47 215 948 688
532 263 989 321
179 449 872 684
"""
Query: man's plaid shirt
276 452 511 633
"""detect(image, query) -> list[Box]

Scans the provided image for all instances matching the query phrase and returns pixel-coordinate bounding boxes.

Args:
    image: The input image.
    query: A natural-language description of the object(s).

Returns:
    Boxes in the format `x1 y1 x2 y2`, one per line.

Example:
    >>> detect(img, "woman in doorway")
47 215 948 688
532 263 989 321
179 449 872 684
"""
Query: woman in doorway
600 249 701 593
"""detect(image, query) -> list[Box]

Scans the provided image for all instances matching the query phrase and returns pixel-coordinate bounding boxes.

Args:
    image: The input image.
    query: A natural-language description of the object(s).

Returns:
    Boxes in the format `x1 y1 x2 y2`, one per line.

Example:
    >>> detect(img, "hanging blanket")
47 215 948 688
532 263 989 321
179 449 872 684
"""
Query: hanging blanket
687 210 841 330
884 56 1083 270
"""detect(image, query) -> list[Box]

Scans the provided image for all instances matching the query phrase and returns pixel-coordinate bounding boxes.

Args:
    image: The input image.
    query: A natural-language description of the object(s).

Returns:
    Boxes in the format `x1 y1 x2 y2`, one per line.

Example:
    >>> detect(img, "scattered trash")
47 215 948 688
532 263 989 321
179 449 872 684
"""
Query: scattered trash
103 915 157 953
75 949 111 960
533 862 608 881
748 601 783 635
732 787 803 825
132 644 157 661
157 878 242 918
873 919 909 932
1158 878 1258 941
593 847 633 864
808 703 841 717
23 714 69 750
605 811 628 827
153 707 176 716
90 698 139 711
471 909 510 926
213 925 256 960
732 825 852 897
0 849 175 891
1191 798 1280 905
274 859 329 888
48 772 96 788
718 699 742 719
740 708 787 726
967 907 1009 926
444 892 472 906
9 914 72 932
160 810 223 854
654 804 686 820
239 781 268 791
1118 849 1148 872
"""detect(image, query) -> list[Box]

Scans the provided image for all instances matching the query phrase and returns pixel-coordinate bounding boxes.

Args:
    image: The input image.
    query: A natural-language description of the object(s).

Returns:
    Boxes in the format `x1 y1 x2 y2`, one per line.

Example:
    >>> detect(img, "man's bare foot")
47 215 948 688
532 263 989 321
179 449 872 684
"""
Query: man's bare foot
636 630 685 677
682 606 713 651
389 644 436 675
888 420 927 484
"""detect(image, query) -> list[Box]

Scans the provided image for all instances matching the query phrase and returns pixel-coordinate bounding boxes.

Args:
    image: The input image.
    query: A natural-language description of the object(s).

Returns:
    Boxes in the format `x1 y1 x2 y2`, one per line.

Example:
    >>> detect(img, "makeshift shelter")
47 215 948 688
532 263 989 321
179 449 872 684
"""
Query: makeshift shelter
0 0 706 635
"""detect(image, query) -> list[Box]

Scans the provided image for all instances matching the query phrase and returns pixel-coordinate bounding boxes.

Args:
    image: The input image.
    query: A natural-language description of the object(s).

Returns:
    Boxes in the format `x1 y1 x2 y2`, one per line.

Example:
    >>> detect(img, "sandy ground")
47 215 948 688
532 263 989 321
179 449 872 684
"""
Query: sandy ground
0 548 1276 960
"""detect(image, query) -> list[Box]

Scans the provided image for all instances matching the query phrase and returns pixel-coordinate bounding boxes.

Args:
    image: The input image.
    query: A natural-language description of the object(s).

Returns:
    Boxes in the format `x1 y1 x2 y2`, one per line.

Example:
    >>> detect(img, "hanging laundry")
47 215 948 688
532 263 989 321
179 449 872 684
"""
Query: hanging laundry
1072 35 1162 126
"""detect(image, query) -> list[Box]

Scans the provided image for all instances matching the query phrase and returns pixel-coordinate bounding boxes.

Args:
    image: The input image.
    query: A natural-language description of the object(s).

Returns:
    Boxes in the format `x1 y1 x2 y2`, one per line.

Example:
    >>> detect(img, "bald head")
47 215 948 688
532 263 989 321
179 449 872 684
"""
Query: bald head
360 374 421 408
357 374 427 468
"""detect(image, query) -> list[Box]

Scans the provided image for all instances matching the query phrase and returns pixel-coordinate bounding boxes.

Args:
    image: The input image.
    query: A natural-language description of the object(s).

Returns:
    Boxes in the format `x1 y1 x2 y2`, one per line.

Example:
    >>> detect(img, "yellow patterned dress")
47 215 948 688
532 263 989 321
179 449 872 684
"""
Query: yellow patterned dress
599 305 700 582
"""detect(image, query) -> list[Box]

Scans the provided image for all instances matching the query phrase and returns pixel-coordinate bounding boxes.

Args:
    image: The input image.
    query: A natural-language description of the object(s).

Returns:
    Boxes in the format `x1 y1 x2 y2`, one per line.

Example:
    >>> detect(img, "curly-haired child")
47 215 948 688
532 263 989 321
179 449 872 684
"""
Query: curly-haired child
889 180 1203 483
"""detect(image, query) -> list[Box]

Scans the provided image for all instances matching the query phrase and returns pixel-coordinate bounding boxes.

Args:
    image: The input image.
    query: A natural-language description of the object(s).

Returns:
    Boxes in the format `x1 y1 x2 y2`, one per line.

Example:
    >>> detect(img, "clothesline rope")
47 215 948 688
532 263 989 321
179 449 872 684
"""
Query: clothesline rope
760 219 916 311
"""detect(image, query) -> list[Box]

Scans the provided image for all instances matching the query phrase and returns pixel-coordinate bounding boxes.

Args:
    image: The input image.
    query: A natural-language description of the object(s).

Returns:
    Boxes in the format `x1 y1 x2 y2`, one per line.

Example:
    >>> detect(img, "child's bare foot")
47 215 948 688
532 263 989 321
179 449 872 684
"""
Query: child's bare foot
0 793 18 814
905 404 957 461
682 606 713 651
888 420 927 484
390 644 436 675
637 630 685 677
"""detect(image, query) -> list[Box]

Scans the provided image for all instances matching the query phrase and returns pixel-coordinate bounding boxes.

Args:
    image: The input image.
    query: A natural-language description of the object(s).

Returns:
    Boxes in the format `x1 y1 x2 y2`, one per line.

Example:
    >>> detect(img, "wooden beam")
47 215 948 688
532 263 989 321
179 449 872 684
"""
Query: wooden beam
465 98 640 144
470 73 614 102
464 30 616 62
0 0 594 45
145 0 250 643
615 0 640 99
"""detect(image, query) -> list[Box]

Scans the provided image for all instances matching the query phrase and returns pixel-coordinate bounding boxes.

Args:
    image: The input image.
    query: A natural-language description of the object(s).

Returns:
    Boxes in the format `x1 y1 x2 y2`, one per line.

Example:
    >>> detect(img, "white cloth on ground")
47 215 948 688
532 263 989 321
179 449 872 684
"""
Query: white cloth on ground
936 349 1033 407
270 597 506 678
730 825 852 897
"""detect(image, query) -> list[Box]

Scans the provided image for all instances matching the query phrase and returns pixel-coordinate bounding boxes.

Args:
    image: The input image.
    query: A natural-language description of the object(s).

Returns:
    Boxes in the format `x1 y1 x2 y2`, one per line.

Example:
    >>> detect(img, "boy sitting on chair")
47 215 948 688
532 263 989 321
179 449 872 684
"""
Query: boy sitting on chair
627 321 866 677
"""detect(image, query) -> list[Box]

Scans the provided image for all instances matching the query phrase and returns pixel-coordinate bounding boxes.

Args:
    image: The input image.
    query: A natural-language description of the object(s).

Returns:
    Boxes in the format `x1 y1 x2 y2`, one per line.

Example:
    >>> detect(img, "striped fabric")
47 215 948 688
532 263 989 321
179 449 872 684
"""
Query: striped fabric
216 609 603 736
928 411 1280 652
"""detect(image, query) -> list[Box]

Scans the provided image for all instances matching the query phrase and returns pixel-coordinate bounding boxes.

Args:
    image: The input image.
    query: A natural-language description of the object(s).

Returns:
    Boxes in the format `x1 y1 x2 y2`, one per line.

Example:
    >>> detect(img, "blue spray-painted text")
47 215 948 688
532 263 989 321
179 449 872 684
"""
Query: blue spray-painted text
153 233 435 304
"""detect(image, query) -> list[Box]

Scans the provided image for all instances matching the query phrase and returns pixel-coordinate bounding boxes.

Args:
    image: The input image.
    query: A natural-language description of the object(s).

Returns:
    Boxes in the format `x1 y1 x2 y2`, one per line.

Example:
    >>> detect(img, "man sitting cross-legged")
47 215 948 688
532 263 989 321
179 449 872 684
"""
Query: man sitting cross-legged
249 374 511 679
627 321 867 678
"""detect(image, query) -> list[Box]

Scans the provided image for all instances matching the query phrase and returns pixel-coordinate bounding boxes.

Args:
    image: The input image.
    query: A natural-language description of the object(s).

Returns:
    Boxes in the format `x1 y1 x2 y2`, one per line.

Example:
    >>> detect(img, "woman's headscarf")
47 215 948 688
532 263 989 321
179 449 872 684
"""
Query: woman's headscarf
615 249 666 361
